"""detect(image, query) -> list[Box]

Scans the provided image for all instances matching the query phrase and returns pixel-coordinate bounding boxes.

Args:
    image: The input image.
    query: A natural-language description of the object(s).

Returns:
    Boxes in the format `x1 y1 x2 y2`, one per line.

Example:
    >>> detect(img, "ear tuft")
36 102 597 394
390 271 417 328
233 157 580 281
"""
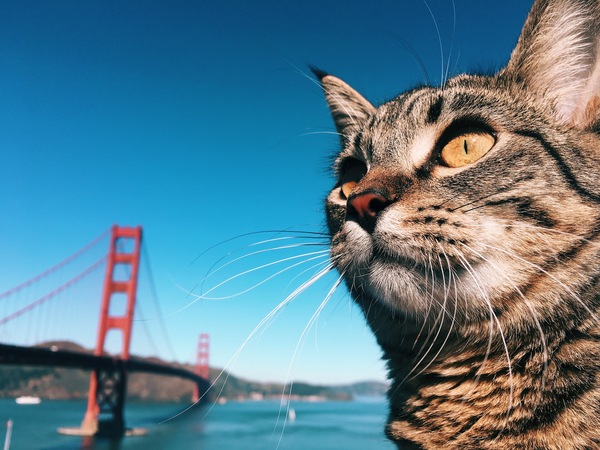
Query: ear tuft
309 65 329 82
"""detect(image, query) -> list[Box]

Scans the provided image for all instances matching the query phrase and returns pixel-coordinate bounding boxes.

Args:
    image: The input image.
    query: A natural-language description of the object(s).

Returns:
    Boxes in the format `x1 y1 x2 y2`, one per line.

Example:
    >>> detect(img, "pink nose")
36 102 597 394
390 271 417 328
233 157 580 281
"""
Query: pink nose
347 190 390 231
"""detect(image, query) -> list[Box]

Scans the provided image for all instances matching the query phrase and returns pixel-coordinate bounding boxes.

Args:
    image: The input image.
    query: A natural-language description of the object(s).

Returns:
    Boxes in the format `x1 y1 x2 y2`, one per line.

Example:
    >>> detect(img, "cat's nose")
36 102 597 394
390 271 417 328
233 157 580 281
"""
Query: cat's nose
347 190 390 232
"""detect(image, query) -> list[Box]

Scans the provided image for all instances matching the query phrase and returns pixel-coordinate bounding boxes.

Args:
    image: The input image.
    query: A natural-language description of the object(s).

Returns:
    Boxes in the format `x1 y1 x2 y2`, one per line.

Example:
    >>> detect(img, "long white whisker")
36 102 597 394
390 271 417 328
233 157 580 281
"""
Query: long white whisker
189 229 328 266
197 241 328 291
407 254 447 378
479 242 598 323
199 235 328 285
260 258 340 334
163 261 337 425
290 60 363 131
455 250 514 426
404 308 446 383
412 254 436 349
421 0 444 87
296 130 344 138
386 31 432 85
408 249 459 380
284 255 339 291
443 0 457 87
460 242 549 394
168 250 330 317
200 252 331 301
275 271 345 448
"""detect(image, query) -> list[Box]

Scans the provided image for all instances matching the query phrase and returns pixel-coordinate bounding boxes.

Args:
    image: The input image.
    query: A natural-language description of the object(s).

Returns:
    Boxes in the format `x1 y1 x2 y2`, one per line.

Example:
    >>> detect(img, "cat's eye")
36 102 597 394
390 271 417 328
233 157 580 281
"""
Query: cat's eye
339 160 367 199
439 130 495 168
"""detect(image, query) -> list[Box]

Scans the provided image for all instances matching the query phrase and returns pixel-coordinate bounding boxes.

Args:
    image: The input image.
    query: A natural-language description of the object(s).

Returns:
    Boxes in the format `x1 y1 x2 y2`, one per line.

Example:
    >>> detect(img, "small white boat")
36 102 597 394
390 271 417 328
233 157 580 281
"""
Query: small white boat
287 408 296 422
15 396 41 405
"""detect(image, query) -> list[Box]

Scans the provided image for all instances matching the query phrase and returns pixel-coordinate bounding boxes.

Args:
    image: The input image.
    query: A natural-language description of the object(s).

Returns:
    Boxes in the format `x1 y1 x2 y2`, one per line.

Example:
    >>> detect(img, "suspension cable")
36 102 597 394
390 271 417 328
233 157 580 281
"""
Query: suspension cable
0 228 110 300
141 244 179 361
134 300 161 357
113 238 162 359
0 256 107 327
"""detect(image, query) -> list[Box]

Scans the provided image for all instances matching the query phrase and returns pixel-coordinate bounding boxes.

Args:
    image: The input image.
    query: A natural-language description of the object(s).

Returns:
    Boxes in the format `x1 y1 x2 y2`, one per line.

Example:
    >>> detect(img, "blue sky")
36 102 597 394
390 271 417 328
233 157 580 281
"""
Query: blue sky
0 1 532 384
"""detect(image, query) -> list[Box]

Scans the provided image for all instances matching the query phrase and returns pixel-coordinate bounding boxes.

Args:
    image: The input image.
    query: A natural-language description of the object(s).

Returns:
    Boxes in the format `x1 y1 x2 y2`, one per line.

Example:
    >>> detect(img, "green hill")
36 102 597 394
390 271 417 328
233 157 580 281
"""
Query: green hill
0 341 387 403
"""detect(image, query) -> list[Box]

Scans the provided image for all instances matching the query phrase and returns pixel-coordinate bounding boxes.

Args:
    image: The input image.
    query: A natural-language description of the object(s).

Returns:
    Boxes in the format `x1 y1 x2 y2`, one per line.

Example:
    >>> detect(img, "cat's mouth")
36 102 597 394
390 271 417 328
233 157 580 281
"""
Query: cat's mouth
333 221 491 315
336 222 464 276
359 236 487 310
370 248 473 287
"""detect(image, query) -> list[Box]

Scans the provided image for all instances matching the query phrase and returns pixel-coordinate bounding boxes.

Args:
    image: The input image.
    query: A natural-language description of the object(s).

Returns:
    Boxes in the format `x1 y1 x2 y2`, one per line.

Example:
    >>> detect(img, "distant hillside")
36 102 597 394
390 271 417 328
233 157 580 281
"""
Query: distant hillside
329 381 389 398
0 341 387 403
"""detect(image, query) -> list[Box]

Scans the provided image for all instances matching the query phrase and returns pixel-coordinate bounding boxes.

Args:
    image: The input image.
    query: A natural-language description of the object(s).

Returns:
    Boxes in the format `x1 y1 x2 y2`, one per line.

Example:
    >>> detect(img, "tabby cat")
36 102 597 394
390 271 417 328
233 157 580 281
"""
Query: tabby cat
318 0 600 448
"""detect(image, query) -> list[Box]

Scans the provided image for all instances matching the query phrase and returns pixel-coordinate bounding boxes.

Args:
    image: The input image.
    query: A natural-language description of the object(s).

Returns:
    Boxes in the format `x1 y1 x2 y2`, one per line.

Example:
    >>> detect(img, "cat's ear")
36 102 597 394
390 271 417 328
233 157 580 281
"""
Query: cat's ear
312 67 376 145
503 0 600 129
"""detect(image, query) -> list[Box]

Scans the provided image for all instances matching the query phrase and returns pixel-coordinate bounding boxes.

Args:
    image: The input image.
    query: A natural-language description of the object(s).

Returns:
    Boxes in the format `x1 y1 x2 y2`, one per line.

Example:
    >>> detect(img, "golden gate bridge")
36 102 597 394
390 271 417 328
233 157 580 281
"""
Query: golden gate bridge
0 225 210 438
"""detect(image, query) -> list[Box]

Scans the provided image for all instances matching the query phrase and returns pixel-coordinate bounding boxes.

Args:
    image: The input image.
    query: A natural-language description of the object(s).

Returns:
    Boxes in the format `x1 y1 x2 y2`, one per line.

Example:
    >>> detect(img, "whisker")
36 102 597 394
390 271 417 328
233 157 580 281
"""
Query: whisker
450 48 461 80
460 242 549 394
202 234 328 280
442 0 457 88
446 189 509 213
285 255 338 291
197 250 331 301
406 252 462 382
189 229 328 266
296 130 344 138
163 260 338 425
412 253 436 349
435 192 463 210
260 258 340 334
407 249 459 380
275 271 345 448
455 250 514 427
421 0 445 87
386 31 432 86
478 242 599 323
194 240 328 296
492 218 599 245
167 249 330 318
404 309 446 383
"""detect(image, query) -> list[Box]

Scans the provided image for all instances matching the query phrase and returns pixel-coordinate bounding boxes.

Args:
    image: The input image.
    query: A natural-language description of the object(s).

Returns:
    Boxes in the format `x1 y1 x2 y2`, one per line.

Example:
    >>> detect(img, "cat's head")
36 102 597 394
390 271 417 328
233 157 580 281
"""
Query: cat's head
320 0 600 340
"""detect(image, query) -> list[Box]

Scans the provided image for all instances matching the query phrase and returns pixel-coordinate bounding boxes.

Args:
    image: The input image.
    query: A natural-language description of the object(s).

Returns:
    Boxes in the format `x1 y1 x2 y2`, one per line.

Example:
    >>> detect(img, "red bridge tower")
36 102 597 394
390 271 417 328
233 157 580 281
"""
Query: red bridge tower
81 225 142 436
192 333 210 402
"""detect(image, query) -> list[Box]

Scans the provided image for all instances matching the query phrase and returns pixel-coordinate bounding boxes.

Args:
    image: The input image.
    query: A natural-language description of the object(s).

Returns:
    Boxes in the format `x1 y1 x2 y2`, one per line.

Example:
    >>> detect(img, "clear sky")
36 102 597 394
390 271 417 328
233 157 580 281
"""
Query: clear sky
0 1 532 385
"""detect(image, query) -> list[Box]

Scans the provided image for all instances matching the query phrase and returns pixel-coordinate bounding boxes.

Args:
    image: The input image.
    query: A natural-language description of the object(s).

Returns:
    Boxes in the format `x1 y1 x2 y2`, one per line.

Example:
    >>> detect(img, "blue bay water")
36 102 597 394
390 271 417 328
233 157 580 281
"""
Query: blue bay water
1 398 395 449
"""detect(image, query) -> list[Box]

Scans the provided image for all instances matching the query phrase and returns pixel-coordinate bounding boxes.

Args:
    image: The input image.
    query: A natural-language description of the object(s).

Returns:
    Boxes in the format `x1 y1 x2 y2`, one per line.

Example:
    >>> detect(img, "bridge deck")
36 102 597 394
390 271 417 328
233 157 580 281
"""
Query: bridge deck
0 343 208 385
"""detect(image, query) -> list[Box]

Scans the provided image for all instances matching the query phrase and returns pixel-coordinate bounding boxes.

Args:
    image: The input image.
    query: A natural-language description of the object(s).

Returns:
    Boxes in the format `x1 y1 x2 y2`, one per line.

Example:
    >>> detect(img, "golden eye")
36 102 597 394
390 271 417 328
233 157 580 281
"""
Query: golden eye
439 131 495 168
339 160 366 199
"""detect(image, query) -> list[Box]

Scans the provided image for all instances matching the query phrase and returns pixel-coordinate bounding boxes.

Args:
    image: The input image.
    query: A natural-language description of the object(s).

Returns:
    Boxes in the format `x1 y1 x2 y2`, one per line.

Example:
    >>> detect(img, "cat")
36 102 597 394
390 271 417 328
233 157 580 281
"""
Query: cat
317 0 600 448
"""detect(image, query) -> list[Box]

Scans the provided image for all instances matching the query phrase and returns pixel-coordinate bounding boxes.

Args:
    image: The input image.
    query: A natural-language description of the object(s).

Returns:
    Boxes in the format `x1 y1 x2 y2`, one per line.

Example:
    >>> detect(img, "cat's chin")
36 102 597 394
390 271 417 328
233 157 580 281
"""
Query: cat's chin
333 222 503 321
332 223 455 318
365 258 439 318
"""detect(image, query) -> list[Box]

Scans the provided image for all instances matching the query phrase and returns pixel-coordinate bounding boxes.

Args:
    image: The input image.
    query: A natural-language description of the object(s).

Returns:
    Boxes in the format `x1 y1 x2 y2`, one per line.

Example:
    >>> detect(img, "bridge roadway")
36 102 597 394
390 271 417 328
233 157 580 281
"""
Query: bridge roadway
0 343 209 388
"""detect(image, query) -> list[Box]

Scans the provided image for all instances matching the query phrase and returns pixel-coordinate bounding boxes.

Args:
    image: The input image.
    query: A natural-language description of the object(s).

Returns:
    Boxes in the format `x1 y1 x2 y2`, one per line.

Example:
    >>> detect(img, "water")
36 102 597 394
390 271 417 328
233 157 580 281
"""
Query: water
1 398 395 449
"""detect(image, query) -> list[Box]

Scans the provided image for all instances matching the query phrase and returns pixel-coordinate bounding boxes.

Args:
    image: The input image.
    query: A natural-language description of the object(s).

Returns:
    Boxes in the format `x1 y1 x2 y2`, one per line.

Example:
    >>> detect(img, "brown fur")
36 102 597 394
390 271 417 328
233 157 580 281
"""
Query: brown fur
318 1 600 448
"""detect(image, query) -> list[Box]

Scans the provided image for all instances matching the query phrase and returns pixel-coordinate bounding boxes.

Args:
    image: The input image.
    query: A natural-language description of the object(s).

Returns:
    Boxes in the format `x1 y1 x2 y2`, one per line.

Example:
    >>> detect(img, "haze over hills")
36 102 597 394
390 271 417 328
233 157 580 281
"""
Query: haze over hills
0 341 388 402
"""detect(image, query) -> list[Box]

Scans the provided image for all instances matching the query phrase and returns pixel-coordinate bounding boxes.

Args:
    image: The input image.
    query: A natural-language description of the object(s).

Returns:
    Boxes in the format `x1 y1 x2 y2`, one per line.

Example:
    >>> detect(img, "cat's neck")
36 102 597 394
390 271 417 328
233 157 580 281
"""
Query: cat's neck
357 293 600 449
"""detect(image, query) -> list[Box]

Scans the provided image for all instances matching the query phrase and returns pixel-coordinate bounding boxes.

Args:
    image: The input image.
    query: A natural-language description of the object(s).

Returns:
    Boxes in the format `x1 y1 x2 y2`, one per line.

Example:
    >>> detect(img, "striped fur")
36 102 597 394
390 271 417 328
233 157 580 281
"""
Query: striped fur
319 1 600 448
